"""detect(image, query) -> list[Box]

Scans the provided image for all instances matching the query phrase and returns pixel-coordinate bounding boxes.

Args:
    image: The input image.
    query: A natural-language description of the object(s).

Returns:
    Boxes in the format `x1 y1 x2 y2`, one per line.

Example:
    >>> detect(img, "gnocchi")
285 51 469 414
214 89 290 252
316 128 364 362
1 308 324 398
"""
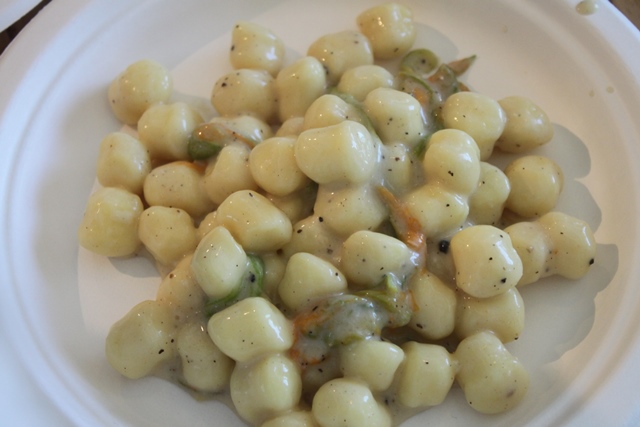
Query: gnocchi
455 331 529 414
137 101 203 161
276 56 327 121
442 91 507 160
95 132 151 195
107 59 172 125
504 155 564 218
138 205 198 269
77 186 143 257
80 3 599 427
211 69 278 122
230 21 285 77
176 321 234 393
395 342 456 408
143 161 214 218
356 3 416 60
307 30 374 86
230 353 302 425
496 95 554 153
312 378 391 427
105 300 177 379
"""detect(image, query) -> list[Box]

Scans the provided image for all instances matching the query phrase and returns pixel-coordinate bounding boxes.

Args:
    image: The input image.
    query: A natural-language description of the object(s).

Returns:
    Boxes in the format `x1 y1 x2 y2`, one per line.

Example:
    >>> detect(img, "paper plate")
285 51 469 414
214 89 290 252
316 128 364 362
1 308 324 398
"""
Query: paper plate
1 0 640 426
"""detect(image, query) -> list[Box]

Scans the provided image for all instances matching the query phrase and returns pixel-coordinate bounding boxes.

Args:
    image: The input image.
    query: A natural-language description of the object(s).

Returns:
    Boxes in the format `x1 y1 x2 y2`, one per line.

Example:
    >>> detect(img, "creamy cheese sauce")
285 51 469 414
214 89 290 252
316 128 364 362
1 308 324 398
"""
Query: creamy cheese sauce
576 0 599 15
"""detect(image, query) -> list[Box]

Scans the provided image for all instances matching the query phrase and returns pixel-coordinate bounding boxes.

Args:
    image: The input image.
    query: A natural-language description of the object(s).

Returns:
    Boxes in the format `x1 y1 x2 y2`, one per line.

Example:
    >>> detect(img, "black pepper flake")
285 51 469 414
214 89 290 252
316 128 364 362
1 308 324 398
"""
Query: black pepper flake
438 240 450 253
318 216 324 222
221 82 227 87
158 349 165 354
500 278 507 283
589 258 595 265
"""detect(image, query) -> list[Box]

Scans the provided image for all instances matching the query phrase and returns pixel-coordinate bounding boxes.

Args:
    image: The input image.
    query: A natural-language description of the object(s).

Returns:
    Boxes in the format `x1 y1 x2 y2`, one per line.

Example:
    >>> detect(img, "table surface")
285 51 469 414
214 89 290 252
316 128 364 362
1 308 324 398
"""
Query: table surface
611 0 640 28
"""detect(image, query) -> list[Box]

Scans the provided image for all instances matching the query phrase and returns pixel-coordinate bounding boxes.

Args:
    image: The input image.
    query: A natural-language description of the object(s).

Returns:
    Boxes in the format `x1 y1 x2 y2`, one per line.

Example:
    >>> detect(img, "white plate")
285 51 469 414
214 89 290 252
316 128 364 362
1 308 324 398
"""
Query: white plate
1 0 640 426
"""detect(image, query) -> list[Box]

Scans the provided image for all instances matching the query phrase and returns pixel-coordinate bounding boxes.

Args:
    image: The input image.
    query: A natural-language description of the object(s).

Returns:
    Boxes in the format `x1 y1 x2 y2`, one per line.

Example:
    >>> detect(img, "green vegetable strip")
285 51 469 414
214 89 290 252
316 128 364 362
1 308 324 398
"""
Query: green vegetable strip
204 254 265 316
187 137 224 160
187 122 259 161
446 54 477 76
396 51 477 161
399 48 440 77
328 87 380 138
294 274 413 349
355 274 413 328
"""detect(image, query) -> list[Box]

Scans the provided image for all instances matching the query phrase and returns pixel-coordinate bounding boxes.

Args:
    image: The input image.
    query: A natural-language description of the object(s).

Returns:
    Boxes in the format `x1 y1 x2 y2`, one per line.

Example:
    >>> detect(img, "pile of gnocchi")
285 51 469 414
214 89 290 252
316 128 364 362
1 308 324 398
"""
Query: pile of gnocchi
78 2 597 426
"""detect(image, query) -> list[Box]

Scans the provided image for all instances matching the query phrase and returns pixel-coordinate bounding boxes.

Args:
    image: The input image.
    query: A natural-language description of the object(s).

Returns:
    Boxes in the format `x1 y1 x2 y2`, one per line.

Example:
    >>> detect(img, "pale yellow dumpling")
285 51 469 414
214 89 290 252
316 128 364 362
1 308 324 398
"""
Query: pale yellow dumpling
356 3 417 60
108 59 172 125
230 21 285 76
78 186 143 257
